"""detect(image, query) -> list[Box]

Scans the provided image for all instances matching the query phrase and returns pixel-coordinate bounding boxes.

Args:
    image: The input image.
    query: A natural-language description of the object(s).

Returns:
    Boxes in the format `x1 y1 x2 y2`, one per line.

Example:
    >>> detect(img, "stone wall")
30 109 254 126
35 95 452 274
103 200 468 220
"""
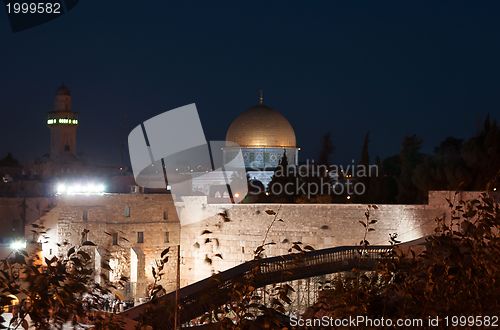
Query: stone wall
178 201 443 285
32 194 180 300
177 190 491 285
0 197 53 249
22 190 489 299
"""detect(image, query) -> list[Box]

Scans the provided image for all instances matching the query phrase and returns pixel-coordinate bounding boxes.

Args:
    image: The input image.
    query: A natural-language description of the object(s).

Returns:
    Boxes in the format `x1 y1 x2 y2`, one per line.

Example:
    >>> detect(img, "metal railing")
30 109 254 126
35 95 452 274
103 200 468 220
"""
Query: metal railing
120 245 393 326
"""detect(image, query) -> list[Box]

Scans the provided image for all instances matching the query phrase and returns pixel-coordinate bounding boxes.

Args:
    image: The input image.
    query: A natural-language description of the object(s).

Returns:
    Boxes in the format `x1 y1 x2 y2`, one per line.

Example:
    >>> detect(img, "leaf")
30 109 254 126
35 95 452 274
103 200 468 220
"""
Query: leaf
214 253 223 259
77 250 91 261
201 230 212 235
204 255 212 265
369 220 378 224
255 246 265 255
265 210 276 215
67 246 76 257
101 262 112 271
82 241 96 246
161 247 170 258
359 220 367 228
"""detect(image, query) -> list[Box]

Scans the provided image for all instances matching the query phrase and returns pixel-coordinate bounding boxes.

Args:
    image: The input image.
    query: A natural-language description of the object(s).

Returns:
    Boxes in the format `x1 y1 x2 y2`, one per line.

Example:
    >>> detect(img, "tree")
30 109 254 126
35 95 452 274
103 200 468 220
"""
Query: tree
267 151 296 203
355 132 371 203
359 132 370 168
0 153 21 168
305 193 500 320
413 137 471 194
318 133 334 166
397 135 424 203
0 226 125 329
461 116 500 190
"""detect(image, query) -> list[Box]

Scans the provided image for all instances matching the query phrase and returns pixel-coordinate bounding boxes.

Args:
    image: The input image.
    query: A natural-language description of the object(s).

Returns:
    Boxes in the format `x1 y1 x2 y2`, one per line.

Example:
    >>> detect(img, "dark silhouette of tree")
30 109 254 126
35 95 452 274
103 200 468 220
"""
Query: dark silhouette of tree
413 137 471 194
410 117 499 198
237 173 266 203
356 132 371 203
359 132 370 167
267 151 296 203
397 135 424 203
461 115 500 190
294 133 335 203
318 133 334 166
0 152 21 168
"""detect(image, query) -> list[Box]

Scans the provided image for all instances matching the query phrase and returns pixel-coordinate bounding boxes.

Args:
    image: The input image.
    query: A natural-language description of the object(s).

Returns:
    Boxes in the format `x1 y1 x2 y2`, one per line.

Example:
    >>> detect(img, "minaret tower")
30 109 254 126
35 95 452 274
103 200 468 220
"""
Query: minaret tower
47 85 79 159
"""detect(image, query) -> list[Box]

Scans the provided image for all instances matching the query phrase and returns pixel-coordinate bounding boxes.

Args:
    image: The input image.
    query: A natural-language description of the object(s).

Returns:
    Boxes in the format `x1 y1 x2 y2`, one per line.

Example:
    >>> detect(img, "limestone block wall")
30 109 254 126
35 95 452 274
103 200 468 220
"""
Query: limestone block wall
178 190 493 285
32 194 180 299
0 197 54 243
22 190 489 298
178 201 445 286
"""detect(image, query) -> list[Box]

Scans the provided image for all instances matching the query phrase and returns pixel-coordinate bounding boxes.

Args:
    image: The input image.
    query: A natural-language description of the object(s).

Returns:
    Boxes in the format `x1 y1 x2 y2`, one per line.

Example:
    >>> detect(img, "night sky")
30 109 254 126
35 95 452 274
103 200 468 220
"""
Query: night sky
1 1 499 166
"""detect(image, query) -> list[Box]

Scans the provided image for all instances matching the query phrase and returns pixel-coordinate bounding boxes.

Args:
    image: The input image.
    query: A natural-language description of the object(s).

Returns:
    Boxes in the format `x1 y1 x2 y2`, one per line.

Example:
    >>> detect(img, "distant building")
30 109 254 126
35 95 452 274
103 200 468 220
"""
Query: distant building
30 85 133 191
0 85 133 251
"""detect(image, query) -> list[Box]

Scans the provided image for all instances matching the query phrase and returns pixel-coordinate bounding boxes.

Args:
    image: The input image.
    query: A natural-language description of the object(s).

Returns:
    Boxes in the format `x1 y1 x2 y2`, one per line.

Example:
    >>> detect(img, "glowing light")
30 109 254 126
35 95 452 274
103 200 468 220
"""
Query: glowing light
47 118 78 125
346 196 351 200
167 185 172 191
56 182 106 195
494 188 497 191
9 240 26 251
234 193 240 198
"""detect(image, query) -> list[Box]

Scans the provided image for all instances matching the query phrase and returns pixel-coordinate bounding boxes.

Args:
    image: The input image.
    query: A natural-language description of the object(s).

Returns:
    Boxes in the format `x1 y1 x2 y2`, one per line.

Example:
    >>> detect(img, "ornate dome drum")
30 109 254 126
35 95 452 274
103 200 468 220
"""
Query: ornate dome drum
224 96 299 185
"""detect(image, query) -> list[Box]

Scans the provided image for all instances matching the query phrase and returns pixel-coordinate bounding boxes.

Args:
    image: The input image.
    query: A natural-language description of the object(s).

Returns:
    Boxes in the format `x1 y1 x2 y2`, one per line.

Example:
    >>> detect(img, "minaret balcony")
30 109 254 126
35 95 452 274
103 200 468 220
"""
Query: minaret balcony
47 111 79 125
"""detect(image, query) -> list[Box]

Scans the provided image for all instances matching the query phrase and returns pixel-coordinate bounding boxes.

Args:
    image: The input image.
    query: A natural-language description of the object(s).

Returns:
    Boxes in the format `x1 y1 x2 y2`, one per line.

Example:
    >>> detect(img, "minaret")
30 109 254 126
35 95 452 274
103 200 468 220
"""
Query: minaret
47 85 79 159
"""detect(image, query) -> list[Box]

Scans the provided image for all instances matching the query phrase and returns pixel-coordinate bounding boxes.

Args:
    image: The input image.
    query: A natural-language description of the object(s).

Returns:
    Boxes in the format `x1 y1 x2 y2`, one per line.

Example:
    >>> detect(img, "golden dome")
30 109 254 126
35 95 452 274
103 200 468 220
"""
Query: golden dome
226 104 296 148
